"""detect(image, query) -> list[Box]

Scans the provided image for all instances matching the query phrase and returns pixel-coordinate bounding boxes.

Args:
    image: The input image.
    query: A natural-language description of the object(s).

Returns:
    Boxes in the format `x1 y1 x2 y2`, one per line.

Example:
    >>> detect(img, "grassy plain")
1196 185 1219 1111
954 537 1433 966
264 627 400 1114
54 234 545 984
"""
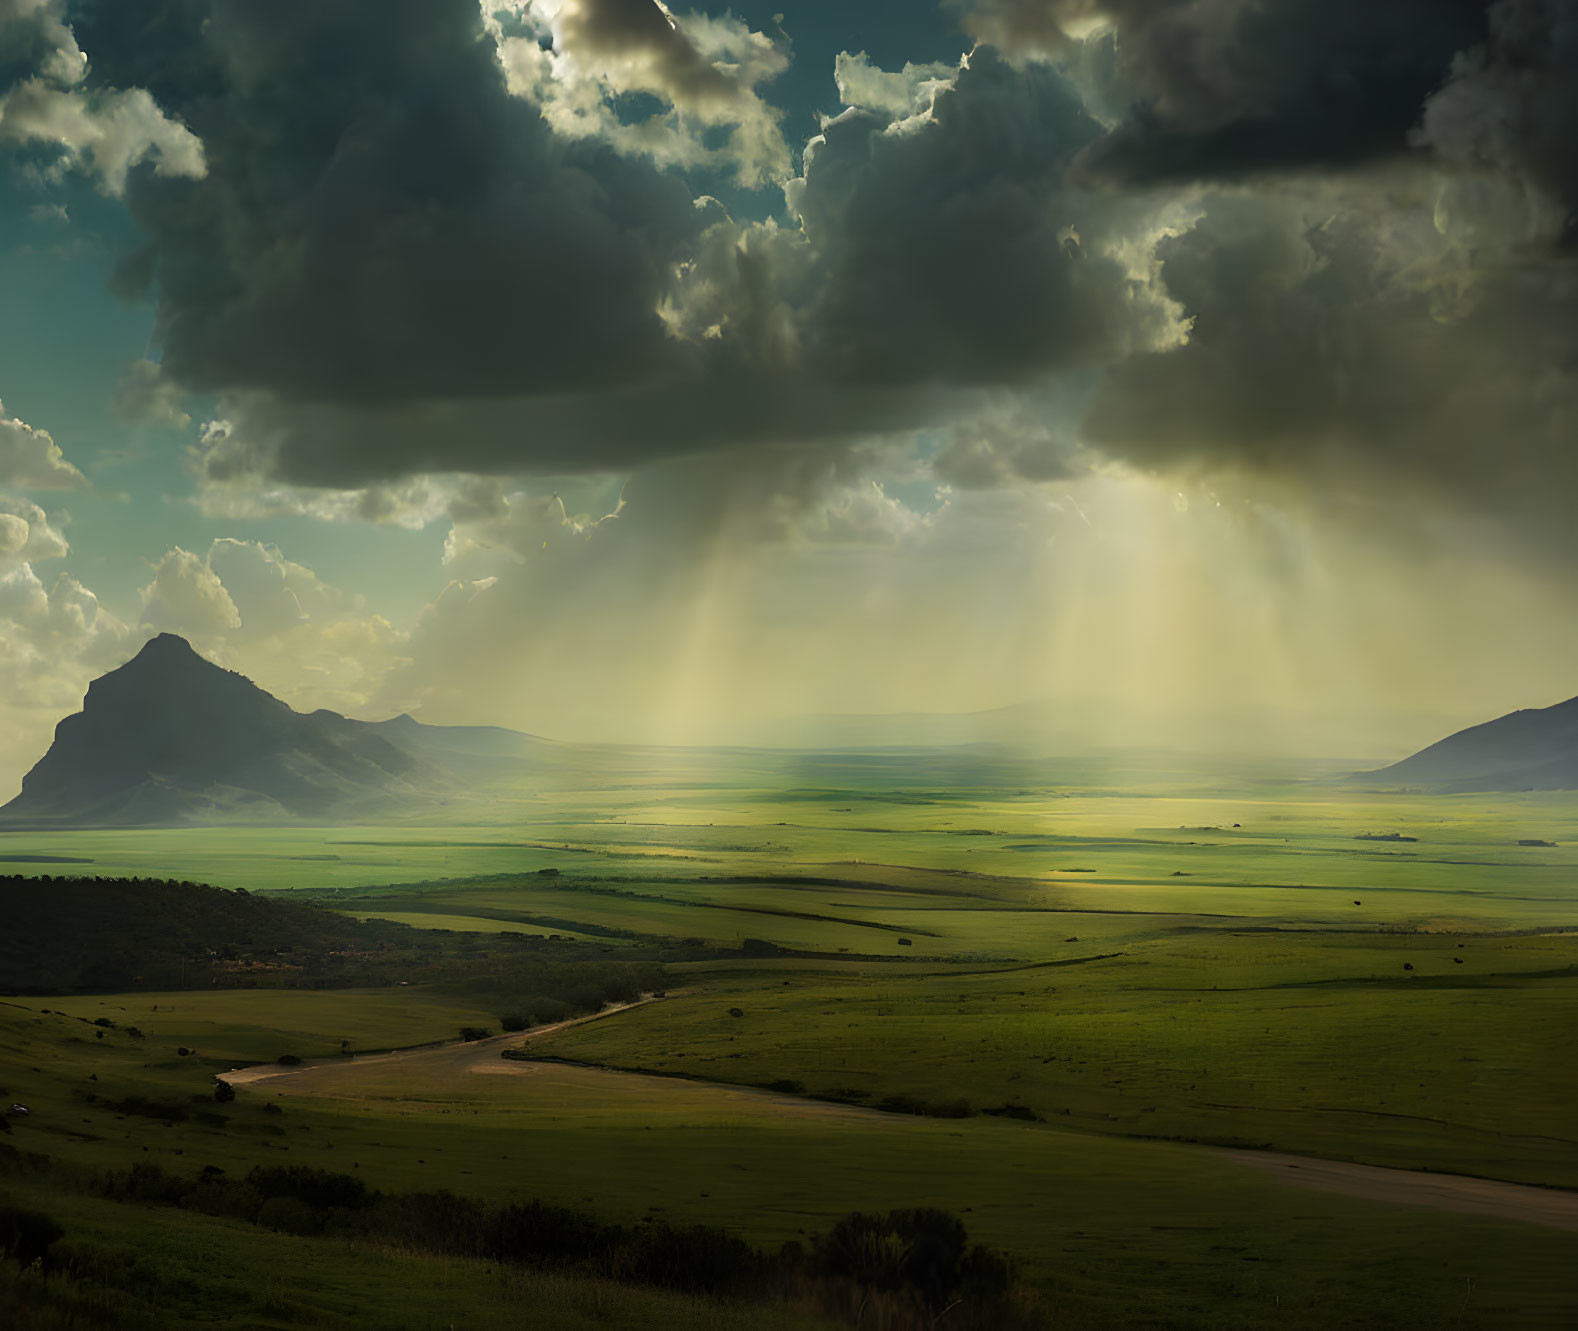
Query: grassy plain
4 757 1578 1327
3 1001 1577 1330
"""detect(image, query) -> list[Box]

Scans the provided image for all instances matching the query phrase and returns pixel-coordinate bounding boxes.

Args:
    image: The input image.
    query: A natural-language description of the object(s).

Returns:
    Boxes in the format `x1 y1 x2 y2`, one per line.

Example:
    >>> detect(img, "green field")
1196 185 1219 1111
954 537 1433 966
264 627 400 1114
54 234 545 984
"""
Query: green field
3 997 1577 1330
4 762 1578 1327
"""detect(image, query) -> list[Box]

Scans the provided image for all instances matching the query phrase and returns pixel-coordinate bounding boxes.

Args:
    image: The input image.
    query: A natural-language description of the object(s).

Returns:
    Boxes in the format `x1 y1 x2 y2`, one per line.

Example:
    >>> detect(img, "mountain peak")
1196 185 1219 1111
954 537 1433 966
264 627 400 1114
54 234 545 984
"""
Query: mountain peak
0 636 438 826
88 633 248 709
125 633 207 669
140 631 198 653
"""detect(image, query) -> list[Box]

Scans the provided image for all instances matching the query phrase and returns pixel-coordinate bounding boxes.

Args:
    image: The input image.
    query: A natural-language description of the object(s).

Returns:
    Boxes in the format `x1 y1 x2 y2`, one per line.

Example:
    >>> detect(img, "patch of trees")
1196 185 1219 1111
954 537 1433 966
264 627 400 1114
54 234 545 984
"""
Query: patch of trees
0 875 370 991
10 1158 1038 1328
0 876 667 1004
465 959 660 1031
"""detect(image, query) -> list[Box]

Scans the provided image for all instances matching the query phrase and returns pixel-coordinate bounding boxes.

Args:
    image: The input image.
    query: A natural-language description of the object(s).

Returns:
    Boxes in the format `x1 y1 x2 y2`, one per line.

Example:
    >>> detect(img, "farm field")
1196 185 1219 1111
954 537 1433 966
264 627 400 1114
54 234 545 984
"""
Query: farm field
4 773 1578 935
5 761 1578 1328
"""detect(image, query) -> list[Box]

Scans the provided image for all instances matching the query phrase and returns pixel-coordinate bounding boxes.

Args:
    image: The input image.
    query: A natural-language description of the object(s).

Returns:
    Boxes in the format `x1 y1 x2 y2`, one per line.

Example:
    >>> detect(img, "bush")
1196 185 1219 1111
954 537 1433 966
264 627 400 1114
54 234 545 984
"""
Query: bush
246 1166 373 1213
275 1053 301 1066
613 1222 767 1294
459 1026 492 1042
487 1200 614 1268
813 1208 1013 1312
981 1103 1040 1122
213 1080 236 1104
103 1162 188 1206
499 1012 529 1032
373 1190 485 1256
256 1195 320 1237
0 1204 63 1268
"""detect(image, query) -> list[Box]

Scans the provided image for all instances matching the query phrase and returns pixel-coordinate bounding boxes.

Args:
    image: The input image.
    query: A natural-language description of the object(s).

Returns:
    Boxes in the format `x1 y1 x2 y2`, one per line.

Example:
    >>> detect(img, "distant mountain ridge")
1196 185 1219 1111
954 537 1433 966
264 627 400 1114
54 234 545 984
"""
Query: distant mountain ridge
1358 694 1578 791
0 634 543 827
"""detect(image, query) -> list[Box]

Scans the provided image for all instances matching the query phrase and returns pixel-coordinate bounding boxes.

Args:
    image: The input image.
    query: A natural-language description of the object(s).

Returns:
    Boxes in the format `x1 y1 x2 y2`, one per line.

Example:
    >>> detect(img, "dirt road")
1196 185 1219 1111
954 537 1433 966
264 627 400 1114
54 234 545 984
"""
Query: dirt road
1218 1147 1578 1232
221 997 1578 1233
218 995 661 1089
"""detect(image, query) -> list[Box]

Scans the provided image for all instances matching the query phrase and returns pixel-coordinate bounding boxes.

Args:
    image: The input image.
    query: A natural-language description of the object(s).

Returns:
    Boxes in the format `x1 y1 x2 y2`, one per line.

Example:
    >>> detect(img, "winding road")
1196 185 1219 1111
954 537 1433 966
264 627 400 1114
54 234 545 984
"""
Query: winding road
220 996 1578 1234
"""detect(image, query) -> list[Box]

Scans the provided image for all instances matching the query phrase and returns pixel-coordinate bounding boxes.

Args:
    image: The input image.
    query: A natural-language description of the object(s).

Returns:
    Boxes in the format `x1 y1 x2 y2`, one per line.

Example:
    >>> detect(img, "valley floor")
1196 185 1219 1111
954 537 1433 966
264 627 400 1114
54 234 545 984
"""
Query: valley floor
5 768 1578 1327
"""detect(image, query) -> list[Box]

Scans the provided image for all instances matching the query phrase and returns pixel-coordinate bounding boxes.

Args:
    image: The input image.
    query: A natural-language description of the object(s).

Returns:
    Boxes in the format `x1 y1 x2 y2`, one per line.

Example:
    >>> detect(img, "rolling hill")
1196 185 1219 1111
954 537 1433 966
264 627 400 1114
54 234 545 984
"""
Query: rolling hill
1358 694 1578 790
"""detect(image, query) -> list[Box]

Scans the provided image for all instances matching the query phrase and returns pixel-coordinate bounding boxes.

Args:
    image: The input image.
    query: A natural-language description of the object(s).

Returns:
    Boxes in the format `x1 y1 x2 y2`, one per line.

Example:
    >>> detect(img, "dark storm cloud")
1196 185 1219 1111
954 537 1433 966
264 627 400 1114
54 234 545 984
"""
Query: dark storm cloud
84 19 1176 486
77 0 701 406
1416 0 1578 244
1081 186 1578 553
794 50 1174 388
959 0 1494 182
46 0 1578 562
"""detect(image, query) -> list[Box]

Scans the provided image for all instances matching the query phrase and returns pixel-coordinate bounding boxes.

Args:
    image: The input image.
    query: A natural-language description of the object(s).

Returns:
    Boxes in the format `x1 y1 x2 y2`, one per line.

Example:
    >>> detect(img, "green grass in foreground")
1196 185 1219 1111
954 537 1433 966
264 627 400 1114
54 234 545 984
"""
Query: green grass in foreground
3 999 1577 1329
1 1178 833 1331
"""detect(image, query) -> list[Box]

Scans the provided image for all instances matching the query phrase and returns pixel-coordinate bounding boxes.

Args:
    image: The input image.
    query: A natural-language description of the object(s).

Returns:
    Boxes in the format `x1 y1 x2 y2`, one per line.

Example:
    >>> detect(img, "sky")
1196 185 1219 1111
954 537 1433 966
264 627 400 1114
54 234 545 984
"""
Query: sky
1 0 1576 794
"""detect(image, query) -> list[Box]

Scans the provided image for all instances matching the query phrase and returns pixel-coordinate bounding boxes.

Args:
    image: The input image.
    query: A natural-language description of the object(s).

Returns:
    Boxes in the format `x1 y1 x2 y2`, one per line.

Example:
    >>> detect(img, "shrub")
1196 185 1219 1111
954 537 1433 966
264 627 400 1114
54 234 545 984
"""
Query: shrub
499 1013 529 1032
256 1195 320 1237
813 1208 1013 1312
213 1080 236 1104
276 1053 301 1066
246 1165 373 1213
981 1104 1040 1122
104 1161 187 1206
373 1190 486 1256
613 1222 767 1294
0 1204 63 1268
459 1026 492 1042
524 997 574 1025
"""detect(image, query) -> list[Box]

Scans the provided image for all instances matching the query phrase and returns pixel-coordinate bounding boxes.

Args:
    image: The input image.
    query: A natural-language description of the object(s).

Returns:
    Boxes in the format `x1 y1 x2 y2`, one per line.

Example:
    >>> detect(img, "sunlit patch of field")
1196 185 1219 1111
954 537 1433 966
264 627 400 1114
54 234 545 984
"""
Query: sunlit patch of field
349 909 602 940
